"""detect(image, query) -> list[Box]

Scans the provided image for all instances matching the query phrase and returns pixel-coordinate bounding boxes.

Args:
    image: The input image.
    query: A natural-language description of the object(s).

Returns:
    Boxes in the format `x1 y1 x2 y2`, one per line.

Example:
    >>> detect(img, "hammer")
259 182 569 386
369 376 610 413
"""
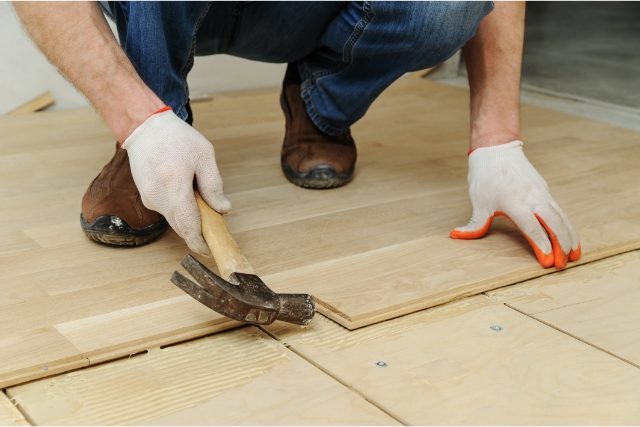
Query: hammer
170 191 316 326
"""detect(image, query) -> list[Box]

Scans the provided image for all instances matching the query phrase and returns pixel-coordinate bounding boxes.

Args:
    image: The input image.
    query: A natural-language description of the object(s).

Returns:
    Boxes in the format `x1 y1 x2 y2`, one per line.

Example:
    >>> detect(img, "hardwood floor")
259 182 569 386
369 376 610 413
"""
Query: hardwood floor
1 77 639 394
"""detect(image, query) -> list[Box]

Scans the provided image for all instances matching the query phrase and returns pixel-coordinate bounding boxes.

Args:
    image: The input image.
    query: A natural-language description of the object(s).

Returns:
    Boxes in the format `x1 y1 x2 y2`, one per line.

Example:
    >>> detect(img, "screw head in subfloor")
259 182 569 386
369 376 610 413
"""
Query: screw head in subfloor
490 324 503 332
375 360 388 367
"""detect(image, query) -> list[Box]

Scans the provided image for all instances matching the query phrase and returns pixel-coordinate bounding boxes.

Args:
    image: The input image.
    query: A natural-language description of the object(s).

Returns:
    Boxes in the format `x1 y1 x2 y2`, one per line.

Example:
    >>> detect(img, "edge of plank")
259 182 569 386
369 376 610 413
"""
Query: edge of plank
0 391 29 426
319 239 640 330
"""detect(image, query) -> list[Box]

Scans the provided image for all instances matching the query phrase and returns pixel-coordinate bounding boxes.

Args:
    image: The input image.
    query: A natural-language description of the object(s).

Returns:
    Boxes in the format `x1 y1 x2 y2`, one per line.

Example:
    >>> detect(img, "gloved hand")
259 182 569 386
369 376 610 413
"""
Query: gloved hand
450 140 581 269
122 107 231 255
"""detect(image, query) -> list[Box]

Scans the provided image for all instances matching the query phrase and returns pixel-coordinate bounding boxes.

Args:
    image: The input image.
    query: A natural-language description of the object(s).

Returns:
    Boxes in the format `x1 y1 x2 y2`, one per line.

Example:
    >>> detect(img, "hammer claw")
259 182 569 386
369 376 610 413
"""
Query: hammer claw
171 255 315 326
181 255 230 290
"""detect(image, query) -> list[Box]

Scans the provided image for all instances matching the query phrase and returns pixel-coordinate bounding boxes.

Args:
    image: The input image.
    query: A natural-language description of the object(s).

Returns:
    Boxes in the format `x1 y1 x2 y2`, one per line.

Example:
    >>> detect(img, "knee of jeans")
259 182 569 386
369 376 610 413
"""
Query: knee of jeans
400 1 492 68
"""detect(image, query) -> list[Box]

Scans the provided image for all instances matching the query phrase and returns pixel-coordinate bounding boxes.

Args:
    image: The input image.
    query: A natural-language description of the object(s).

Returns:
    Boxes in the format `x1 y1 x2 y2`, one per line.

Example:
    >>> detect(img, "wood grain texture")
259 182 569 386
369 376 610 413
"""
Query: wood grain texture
267 296 640 425
0 392 29 426
488 250 640 366
1 77 639 387
218 78 640 329
7 327 397 426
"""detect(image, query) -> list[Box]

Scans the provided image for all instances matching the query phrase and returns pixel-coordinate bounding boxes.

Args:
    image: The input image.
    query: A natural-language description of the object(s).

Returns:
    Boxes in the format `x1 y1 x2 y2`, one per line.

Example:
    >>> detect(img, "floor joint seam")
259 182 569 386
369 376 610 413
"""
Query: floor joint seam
258 325 408 425
502 302 640 370
482 246 640 302
2 388 34 426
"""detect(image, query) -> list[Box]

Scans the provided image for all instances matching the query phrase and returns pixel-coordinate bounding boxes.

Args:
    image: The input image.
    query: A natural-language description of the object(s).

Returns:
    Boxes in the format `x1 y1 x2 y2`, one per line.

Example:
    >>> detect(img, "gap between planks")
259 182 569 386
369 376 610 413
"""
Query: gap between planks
259 322 408 426
502 302 640 370
0 389 30 426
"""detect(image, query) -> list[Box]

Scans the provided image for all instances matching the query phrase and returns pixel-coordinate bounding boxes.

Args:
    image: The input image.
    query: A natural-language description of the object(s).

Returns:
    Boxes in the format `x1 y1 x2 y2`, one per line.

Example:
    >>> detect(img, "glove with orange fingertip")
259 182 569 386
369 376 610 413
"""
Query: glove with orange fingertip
450 140 581 269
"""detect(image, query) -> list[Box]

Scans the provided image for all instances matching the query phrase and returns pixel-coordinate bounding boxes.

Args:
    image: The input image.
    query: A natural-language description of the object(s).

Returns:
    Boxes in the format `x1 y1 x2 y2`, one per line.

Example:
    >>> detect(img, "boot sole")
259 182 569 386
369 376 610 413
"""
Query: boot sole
80 214 168 247
281 163 353 189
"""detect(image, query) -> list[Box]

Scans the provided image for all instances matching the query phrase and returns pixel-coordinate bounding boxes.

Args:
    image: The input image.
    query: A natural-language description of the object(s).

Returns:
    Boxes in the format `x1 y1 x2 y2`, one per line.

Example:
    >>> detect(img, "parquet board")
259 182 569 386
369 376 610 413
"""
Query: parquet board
266 296 640 425
0 392 29 426
1 77 639 387
7 327 397 426
488 250 640 366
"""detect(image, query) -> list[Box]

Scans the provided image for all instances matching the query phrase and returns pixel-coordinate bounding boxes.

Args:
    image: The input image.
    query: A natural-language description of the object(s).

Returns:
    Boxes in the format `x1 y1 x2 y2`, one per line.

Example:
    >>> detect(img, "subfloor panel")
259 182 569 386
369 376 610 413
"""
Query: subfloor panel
266 295 640 425
1 77 640 387
489 250 640 366
6 327 397 425
0 392 28 426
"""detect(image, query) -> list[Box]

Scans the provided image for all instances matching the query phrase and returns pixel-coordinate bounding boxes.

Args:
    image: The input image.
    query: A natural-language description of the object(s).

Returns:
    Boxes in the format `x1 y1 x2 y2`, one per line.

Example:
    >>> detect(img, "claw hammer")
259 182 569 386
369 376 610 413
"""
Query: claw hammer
170 191 316 326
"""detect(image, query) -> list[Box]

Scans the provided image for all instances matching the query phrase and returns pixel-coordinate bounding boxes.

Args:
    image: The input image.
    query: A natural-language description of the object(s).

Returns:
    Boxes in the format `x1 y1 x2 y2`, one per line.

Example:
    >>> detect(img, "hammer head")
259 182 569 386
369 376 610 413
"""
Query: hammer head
171 255 315 326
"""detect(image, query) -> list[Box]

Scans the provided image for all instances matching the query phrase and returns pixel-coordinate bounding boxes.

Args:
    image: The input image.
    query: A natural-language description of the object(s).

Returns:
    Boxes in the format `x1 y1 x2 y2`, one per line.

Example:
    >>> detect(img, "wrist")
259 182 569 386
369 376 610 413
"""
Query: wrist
470 111 520 151
469 98 521 151
93 74 166 143
110 96 166 144
470 129 521 151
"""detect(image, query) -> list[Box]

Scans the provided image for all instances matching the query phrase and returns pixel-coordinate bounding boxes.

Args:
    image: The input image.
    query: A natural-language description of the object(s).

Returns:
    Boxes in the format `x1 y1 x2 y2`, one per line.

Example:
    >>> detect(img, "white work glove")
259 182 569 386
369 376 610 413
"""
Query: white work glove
450 140 581 269
122 108 231 255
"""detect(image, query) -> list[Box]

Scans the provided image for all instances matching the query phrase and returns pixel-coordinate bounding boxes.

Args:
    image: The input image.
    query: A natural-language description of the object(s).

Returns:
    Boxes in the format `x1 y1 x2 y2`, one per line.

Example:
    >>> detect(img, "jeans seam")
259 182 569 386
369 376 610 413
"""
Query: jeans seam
342 1 374 63
176 2 212 120
300 85 346 136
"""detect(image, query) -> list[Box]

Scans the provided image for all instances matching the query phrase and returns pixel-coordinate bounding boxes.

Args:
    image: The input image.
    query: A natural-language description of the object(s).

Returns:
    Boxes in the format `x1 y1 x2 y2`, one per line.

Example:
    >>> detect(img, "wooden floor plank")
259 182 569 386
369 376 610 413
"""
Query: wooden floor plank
266 296 640 425
7 91 55 115
1 77 640 387
0 392 29 426
0 327 89 388
7 328 397 426
488 250 640 366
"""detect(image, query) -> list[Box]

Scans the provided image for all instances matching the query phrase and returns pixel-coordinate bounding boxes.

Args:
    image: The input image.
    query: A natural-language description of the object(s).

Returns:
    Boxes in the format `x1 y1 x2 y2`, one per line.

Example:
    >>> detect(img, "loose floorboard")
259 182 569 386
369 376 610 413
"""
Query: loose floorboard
6 327 397 426
0 392 28 426
1 77 640 387
488 250 640 366
266 295 640 425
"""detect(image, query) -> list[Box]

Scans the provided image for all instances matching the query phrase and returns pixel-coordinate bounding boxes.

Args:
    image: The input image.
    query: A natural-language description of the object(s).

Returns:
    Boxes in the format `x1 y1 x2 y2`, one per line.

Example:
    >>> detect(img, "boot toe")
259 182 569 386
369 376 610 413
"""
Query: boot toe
280 73 356 191
80 213 168 246
81 143 168 247
282 162 353 189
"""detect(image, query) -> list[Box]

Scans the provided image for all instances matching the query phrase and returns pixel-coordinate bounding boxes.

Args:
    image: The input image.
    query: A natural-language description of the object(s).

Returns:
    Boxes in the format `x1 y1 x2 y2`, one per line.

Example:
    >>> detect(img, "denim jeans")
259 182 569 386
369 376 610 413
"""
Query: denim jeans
102 1 492 135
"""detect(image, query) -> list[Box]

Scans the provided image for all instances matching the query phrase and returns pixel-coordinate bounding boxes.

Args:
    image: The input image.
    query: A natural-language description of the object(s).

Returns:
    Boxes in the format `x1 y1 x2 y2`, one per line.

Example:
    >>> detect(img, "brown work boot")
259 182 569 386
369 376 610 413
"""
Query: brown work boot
80 143 168 246
280 65 356 189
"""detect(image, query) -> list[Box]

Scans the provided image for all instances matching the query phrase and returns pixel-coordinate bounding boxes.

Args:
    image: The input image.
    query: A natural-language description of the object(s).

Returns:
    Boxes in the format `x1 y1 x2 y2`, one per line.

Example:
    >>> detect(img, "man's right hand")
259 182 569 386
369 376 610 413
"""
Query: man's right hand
122 108 231 255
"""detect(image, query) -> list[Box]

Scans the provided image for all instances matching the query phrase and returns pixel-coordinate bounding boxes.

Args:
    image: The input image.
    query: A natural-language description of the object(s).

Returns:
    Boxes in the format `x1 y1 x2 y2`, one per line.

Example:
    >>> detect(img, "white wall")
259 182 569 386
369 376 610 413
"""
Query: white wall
0 2 286 114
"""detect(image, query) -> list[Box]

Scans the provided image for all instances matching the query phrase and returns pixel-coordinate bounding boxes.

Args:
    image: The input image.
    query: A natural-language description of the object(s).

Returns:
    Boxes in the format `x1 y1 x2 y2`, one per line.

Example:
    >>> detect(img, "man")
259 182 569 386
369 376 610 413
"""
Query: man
14 1 580 269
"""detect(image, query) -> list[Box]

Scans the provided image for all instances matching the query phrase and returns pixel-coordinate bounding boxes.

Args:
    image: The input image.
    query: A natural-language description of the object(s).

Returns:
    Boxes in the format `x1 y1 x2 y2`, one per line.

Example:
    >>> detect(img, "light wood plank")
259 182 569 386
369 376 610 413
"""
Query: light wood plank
0 327 89 388
488 250 640 366
267 296 640 425
212 78 640 329
7 328 397 426
1 77 640 388
7 91 55 115
0 392 29 426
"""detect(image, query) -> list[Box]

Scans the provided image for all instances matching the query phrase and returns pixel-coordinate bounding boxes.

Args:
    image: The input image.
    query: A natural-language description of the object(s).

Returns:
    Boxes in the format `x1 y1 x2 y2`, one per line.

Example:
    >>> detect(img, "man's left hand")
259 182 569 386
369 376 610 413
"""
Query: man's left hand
450 140 581 269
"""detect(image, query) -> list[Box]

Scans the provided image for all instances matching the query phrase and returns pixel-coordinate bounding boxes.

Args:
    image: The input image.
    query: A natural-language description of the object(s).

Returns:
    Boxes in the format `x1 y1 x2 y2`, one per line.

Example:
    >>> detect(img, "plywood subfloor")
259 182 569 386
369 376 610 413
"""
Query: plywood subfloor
2 77 640 387
6 327 397 426
11 285 640 425
488 250 640 366
266 295 640 425
0 392 28 426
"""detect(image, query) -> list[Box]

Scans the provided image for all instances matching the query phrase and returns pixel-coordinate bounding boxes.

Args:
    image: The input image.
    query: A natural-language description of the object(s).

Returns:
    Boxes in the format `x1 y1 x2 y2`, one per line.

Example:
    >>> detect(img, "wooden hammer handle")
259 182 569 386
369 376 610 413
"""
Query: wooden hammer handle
195 191 254 279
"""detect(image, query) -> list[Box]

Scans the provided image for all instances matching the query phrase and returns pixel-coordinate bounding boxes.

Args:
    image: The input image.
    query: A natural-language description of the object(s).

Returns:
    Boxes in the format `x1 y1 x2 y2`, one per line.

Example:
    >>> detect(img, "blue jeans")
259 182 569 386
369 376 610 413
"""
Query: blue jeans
102 1 492 135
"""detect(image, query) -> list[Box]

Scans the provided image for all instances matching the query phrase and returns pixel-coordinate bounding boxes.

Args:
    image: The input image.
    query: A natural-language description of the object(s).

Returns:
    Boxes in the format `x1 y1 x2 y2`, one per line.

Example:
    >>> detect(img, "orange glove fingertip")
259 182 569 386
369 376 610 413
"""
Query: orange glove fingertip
569 243 582 262
531 243 554 268
449 216 494 240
